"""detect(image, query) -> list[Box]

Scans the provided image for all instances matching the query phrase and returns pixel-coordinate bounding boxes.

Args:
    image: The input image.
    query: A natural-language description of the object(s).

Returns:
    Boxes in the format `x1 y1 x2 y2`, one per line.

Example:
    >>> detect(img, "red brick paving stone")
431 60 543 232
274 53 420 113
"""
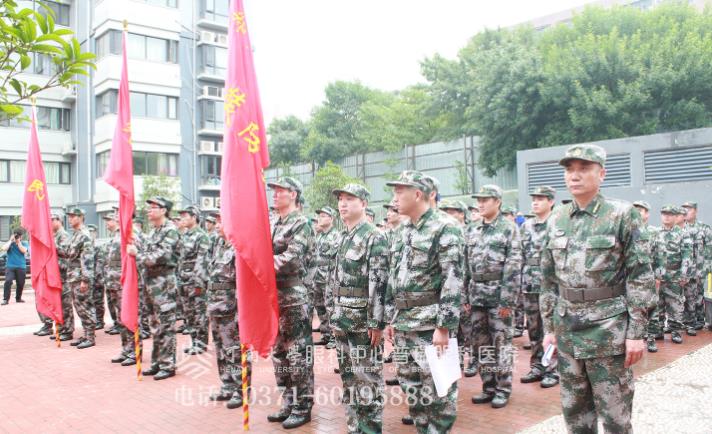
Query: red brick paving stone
1 287 711 433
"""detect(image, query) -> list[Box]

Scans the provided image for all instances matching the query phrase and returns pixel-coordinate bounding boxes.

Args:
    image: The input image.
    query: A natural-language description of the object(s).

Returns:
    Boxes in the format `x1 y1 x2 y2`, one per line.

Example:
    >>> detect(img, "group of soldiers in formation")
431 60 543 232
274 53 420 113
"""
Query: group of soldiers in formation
28 143 710 433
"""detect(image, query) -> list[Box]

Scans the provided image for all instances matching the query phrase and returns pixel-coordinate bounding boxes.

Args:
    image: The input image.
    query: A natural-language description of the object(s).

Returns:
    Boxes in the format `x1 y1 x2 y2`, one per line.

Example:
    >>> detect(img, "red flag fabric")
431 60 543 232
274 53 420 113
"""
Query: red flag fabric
220 0 278 357
104 30 139 332
21 106 63 323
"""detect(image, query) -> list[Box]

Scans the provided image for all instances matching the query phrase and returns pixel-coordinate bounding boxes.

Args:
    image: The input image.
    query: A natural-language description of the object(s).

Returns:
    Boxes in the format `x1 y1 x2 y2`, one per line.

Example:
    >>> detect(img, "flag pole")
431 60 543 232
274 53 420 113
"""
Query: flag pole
242 343 249 430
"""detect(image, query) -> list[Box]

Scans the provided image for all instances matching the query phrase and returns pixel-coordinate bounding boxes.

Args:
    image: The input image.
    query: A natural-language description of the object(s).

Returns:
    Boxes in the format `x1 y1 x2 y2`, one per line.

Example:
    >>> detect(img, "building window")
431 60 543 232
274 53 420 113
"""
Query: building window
0 160 8 182
200 45 227 76
201 0 229 24
0 159 69 184
141 0 178 7
96 151 110 178
133 152 178 176
95 90 117 118
45 162 71 184
95 30 122 60
95 90 177 120
200 155 221 184
42 1 71 27
33 53 56 76
0 106 70 131
128 33 178 63
200 100 224 130
0 216 13 240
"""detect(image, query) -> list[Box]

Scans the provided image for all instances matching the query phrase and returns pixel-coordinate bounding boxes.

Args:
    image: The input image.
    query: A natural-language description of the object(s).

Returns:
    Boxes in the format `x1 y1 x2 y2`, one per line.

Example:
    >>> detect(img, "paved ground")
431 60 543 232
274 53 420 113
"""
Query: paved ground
1 287 710 433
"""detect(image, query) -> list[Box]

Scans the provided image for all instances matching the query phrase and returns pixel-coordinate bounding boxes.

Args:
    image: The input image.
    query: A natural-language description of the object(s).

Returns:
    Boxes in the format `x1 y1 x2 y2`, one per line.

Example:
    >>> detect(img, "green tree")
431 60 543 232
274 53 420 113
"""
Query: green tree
267 115 309 165
304 161 362 217
138 174 181 214
0 0 95 118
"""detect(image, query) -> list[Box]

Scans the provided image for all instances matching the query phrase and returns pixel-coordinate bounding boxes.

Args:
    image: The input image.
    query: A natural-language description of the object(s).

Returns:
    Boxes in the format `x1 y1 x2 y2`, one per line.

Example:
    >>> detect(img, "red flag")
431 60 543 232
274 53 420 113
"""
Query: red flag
104 30 139 332
220 0 278 357
21 106 63 323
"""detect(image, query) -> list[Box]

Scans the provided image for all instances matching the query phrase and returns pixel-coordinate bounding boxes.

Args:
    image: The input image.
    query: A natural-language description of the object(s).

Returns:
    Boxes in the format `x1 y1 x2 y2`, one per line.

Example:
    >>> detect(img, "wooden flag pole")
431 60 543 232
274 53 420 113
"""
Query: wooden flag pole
242 343 249 430
135 328 142 381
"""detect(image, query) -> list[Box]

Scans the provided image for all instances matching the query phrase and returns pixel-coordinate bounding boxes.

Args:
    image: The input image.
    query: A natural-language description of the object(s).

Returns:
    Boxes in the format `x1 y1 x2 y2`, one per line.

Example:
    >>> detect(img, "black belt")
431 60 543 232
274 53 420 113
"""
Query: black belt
559 286 624 303
394 291 438 309
472 272 503 282
276 277 301 289
337 286 367 297
208 282 234 290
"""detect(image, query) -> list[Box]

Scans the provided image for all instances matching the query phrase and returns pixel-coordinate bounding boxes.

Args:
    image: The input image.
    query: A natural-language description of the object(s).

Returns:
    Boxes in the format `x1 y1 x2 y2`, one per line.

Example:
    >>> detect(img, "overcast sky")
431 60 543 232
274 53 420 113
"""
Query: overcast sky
242 0 591 125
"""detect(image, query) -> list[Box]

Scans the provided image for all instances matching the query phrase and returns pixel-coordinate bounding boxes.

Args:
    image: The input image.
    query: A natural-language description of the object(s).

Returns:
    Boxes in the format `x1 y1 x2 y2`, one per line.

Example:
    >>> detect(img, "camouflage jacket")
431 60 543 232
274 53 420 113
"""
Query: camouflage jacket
177 226 210 288
312 226 340 285
384 224 404 250
520 215 549 294
104 230 122 288
327 221 389 333
137 220 180 274
57 226 95 285
685 221 710 280
540 194 655 359
385 207 464 332
53 228 70 280
464 213 522 308
654 226 693 283
271 210 314 307
204 238 237 317
94 241 107 288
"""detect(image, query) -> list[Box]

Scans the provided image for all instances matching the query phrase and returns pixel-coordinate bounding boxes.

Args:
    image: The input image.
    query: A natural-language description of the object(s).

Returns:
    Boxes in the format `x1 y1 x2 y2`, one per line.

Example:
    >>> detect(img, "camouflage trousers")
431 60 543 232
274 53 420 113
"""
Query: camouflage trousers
210 310 251 397
558 351 633 433
176 281 186 321
313 281 331 339
515 291 525 331
139 284 152 335
456 305 474 369
59 282 74 335
93 284 106 326
523 293 557 376
695 275 708 324
38 312 53 328
272 302 314 417
470 306 514 396
683 278 703 327
107 282 138 359
394 329 458 434
144 272 177 371
70 281 96 342
648 282 685 335
334 330 384 434
181 286 208 350
105 283 118 325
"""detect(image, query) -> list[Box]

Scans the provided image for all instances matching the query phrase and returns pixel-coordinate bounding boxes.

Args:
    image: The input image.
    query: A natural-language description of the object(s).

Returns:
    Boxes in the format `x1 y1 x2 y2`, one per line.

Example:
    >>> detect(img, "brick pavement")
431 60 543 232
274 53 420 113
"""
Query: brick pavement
1 287 710 433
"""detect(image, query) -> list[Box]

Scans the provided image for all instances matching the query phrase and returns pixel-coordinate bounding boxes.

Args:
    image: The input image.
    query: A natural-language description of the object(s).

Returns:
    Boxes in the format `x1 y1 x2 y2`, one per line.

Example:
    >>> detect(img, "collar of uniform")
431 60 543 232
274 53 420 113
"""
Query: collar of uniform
278 210 300 224
480 212 502 229
570 193 603 217
346 219 368 236
411 207 435 230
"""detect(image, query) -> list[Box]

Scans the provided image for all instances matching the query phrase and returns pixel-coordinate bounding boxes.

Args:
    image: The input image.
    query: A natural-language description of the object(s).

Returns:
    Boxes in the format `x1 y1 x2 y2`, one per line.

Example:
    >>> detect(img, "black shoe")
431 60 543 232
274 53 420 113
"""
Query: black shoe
188 347 205 355
694 322 704 331
522 342 532 350
210 391 233 402
647 337 658 353
521 370 543 384
95 322 105 330
671 331 683 344
36 328 52 337
140 331 151 340
686 328 697 336
121 358 137 367
312 326 320 332
513 328 523 338
385 378 400 386
183 346 192 354
326 340 336 350
142 365 160 376
70 338 85 346
401 415 414 425
464 366 477 378
153 370 175 381
176 325 186 333
267 408 291 423
76 340 95 349
491 392 509 408
541 375 559 388
15 299 24 303
107 326 120 335
53 333 72 341
1 300 8 305
282 413 310 429
333 367 340 374
472 392 494 404
383 352 393 363
226 394 243 409
181 328 192 335
111 354 127 363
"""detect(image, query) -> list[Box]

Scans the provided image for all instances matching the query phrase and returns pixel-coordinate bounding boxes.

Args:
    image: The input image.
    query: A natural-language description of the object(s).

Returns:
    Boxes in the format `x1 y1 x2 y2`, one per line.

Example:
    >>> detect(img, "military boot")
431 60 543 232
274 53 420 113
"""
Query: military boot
646 337 658 353
671 331 683 344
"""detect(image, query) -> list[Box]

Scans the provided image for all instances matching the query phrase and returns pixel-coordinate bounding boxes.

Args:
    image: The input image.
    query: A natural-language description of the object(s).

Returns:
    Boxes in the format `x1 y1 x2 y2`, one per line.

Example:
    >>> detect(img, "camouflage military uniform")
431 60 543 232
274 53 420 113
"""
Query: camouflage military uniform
57 224 96 343
681 212 710 328
201 237 251 400
54 226 73 336
177 224 210 351
385 199 464 433
93 240 107 327
137 219 180 373
134 229 153 337
270 209 315 418
328 184 389 434
312 222 340 343
104 226 137 360
464 193 521 401
540 190 655 433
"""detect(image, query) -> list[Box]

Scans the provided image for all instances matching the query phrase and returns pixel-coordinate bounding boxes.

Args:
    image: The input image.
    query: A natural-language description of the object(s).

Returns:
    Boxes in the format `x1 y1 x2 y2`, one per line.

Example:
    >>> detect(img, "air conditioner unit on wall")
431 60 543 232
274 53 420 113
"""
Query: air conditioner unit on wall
200 31 215 43
201 197 214 208
216 34 228 45
200 140 214 152
214 197 221 208
202 86 223 98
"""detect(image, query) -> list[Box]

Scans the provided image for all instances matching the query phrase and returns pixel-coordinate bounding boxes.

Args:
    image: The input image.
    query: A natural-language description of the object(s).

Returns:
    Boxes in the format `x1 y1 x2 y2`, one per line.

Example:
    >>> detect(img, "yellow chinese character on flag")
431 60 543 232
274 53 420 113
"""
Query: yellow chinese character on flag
224 87 247 128
238 122 261 154
28 179 45 201
232 12 247 34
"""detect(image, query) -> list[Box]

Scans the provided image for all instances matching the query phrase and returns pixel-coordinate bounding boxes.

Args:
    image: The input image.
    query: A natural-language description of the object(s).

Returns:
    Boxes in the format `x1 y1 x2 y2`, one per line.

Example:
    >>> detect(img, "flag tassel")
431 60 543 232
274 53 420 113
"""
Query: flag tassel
242 343 249 430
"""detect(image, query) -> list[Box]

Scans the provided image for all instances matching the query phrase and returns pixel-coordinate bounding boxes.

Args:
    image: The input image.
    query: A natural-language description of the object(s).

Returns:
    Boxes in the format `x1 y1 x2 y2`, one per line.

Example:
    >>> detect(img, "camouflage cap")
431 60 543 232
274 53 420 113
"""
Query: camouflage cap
386 170 433 194
87 224 97 231
383 202 395 210
501 205 517 215
660 204 680 214
205 215 217 224
423 175 440 193
332 183 370 201
146 196 173 210
267 176 303 194
467 203 479 211
530 186 556 199
316 206 336 217
177 205 200 216
681 201 697 209
50 212 63 220
472 184 503 200
632 200 651 211
102 213 118 221
439 200 467 213
365 207 375 217
559 144 606 167
66 207 85 217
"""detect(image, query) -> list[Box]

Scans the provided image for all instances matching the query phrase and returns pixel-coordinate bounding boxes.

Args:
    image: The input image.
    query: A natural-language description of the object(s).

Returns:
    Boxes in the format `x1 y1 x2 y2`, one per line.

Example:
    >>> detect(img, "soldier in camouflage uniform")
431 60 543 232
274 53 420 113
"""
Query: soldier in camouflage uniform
56 208 96 349
132 217 152 340
681 202 711 331
201 220 251 410
127 196 180 381
384 170 464 433
468 204 481 224
176 206 210 354
266 177 315 430
87 224 107 330
540 145 655 433
204 214 219 256
327 184 389 433
520 186 559 388
499 206 525 338
647 205 692 348
48 213 73 340
466 185 522 409
311 206 339 347
631 201 661 353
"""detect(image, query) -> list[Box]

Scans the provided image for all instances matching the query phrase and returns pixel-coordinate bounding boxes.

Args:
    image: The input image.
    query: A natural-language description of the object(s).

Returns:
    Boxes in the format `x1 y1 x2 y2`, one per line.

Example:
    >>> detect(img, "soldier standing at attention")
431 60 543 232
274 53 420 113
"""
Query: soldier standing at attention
49 213 73 341
467 185 522 409
540 144 655 433
176 205 210 355
57 208 96 349
311 206 339 347
127 196 180 381
327 184 389 433
384 170 464 433
520 186 559 388
681 202 710 333
202 218 251 410
266 177 315 430
88 224 107 330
